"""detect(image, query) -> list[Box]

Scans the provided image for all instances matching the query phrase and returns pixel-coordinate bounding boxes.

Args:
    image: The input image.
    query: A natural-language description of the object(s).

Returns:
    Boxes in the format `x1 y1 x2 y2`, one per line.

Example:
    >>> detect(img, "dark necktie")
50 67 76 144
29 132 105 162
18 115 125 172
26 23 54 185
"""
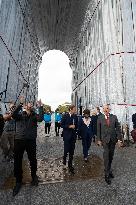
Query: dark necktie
71 115 74 125
106 115 110 126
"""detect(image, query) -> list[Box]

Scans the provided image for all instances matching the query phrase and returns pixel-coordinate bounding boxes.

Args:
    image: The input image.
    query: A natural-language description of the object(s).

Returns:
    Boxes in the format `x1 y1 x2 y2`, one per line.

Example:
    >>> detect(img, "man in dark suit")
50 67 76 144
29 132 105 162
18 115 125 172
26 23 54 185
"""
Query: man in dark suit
96 107 102 117
97 105 122 184
0 114 4 137
61 105 78 174
132 113 136 129
91 107 102 142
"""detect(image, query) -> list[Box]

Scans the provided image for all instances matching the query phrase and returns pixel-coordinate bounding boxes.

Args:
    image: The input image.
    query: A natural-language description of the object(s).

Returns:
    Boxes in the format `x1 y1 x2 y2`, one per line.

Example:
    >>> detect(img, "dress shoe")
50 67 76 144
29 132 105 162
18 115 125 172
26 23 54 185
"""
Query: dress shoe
13 183 22 197
68 166 75 174
105 176 111 185
84 158 88 162
63 164 67 170
31 175 39 186
63 157 66 166
109 172 114 178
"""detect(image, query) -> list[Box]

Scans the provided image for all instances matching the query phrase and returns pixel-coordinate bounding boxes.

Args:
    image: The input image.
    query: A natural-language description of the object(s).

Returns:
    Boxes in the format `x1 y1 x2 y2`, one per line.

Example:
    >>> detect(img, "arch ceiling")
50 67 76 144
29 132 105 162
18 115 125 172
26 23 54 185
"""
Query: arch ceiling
27 0 91 62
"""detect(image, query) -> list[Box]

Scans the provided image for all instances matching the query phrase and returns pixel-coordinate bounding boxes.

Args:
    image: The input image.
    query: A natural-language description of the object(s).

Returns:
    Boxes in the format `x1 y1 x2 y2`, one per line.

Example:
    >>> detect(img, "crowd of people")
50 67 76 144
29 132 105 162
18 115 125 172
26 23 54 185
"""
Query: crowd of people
0 96 136 197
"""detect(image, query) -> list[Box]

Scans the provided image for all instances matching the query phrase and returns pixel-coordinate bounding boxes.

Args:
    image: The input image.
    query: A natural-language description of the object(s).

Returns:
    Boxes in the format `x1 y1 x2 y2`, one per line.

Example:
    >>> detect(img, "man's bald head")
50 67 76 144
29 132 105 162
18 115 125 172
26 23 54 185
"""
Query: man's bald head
103 104 111 114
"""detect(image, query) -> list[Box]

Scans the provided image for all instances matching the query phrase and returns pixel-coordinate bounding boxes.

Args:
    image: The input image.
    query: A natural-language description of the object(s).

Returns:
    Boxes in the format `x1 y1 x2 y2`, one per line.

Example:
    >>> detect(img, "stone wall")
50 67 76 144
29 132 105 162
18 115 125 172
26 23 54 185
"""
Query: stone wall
72 0 136 129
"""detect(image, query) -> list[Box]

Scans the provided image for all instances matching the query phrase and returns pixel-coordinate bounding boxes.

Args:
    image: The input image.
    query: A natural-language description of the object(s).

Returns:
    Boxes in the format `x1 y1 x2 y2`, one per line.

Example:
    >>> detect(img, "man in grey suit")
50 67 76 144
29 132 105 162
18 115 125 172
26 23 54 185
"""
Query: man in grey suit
97 105 123 184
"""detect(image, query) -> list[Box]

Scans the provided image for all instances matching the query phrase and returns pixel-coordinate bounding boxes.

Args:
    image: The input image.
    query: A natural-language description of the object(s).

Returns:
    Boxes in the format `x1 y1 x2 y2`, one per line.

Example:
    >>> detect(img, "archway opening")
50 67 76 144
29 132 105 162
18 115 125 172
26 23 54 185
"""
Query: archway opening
38 50 72 111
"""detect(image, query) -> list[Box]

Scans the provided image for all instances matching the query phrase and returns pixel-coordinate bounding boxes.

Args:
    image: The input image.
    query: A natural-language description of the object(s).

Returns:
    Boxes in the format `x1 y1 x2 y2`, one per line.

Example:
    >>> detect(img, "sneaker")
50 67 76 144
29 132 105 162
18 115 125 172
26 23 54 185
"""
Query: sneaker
13 183 22 197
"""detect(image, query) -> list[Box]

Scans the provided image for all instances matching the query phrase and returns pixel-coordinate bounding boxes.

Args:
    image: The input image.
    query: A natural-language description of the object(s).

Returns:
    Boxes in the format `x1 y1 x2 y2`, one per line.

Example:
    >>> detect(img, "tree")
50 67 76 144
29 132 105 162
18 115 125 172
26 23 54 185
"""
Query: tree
43 104 51 113
56 103 70 113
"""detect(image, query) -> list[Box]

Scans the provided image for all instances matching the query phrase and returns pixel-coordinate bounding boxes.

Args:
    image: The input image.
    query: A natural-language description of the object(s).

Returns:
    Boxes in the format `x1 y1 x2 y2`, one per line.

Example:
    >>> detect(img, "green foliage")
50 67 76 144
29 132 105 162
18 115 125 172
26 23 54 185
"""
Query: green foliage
56 104 69 113
43 104 51 113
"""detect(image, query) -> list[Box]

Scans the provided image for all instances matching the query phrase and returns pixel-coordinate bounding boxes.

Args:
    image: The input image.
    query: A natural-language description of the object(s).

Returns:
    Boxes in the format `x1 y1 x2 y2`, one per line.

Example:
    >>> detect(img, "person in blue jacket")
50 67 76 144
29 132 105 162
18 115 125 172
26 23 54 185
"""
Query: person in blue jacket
44 110 51 136
78 109 93 162
55 109 62 136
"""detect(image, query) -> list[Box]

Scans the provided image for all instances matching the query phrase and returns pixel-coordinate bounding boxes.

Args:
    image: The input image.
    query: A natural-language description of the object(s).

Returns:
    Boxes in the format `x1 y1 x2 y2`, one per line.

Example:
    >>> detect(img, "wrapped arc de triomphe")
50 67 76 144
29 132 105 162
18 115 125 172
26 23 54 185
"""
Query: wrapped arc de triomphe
0 0 136 136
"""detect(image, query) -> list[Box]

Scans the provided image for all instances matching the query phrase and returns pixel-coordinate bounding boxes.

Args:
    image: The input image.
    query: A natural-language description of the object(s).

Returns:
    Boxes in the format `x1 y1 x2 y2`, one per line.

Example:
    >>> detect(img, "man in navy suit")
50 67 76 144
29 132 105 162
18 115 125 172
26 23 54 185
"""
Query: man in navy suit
132 113 136 129
61 105 78 174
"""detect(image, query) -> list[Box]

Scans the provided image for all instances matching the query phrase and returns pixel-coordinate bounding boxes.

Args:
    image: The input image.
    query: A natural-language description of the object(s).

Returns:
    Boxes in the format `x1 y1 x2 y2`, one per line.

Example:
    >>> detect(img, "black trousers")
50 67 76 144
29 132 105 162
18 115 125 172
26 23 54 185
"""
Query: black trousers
14 139 37 183
45 123 51 134
103 140 116 176
63 137 76 167
82 133 92 158
55 122 61 134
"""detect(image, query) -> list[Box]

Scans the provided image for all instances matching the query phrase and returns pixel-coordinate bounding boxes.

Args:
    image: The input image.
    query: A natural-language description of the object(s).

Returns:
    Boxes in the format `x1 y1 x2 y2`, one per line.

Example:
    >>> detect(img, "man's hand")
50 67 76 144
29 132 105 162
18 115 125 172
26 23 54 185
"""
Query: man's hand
69 125 75 129
97 140 102 146
117 140 123 147
37 99 43 107
19 96 25 104
3 113 12 121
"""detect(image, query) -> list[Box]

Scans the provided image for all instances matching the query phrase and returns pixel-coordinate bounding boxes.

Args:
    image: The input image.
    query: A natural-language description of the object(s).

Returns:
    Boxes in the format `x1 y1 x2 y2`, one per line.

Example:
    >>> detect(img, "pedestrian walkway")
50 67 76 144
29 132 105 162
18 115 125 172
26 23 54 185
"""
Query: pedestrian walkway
0 122 136 205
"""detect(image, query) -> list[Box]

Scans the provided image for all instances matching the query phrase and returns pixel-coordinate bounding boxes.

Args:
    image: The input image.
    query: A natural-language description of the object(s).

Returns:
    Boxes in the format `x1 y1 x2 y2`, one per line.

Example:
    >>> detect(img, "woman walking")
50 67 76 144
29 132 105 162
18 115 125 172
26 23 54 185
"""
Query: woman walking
78 109 93 162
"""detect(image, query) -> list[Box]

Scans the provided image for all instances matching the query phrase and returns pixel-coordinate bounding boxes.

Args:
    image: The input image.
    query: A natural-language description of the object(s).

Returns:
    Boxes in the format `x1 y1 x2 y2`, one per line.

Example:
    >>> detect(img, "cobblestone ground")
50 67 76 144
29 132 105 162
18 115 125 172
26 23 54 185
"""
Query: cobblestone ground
0 122 136 205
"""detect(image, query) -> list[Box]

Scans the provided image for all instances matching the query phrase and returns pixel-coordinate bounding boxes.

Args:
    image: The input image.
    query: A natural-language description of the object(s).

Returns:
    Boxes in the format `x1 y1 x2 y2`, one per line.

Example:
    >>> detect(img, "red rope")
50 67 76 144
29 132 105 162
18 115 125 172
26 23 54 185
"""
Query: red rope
73 51 136 91
117 104 136 107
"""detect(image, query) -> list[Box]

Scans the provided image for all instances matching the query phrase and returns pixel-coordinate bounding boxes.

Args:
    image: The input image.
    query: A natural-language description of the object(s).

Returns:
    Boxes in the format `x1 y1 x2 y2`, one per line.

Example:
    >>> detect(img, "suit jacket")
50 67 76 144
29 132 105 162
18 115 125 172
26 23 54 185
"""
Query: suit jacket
91 115 98 136
132 113 136 129
78 116 93 138
97 113 122 143
0 114 4 136
61 113 78 141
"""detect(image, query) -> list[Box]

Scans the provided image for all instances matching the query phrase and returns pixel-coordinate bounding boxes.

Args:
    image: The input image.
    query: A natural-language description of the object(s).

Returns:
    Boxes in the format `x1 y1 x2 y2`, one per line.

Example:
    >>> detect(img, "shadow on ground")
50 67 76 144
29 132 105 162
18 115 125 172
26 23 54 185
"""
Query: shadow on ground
0 154 103 190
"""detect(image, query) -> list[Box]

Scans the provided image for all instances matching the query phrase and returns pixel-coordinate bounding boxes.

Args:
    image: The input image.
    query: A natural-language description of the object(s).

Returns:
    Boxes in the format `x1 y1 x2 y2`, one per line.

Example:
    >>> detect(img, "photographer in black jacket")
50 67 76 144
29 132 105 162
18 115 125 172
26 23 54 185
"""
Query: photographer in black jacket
0 114 4 137
11 96 43 196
